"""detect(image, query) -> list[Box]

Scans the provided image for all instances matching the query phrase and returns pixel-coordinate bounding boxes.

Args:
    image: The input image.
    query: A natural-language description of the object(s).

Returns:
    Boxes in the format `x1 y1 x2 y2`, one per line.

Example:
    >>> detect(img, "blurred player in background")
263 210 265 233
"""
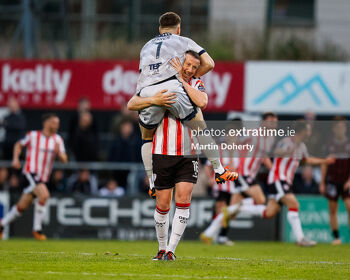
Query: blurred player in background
133 12 237 200
201 113 277 245
129 51 207 260
257 121 334 246
0 113 67 240
320 116 350 245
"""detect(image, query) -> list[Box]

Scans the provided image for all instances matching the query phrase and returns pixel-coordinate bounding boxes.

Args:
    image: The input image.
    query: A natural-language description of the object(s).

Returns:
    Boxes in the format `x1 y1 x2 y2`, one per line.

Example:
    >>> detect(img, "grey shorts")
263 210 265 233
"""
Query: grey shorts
138 77 197 129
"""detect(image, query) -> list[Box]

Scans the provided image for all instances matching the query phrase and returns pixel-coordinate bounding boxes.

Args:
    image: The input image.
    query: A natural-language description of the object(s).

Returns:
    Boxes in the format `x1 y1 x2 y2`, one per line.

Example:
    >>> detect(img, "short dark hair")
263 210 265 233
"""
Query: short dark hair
159 12 181 28
262 112 277 120
185 50 200 61
42 113 58 123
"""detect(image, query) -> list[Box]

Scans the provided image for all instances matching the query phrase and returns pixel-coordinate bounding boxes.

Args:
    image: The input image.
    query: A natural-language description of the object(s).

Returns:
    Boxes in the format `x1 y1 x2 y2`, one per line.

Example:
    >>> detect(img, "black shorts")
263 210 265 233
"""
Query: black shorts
20 173 43 194
153 154 198 190
215 191 232 204
267 180 293 202
235 175 258 193
325 181 350 201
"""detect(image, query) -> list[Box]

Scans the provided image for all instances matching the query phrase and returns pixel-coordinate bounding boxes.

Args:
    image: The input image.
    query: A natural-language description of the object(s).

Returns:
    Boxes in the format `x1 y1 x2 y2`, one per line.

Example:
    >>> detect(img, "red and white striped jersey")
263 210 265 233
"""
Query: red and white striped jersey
20 131 66 182
268 137 308 185
237 134 275 179
152 112 198 156
152 78 204 156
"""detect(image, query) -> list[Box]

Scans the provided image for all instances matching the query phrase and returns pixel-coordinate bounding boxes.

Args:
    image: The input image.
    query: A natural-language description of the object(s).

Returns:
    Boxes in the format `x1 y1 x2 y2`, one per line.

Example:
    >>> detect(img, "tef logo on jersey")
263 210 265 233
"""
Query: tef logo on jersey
253 74 338 107
1 63 72 104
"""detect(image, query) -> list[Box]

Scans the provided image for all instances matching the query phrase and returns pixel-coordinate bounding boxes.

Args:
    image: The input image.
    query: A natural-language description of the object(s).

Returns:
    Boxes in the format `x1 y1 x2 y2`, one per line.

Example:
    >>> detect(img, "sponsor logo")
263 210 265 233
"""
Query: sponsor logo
149 63 162 70
155 221 166 227
1 64 72 104
102 65 138 95
253 74 338 107
102 66 233 108
179 216 188 224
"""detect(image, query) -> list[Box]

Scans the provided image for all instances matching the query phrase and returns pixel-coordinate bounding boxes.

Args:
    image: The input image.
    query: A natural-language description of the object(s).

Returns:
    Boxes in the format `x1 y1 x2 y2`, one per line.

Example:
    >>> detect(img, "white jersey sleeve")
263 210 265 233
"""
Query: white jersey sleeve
137 33 206 93
187 37 206 55
20 132 31 146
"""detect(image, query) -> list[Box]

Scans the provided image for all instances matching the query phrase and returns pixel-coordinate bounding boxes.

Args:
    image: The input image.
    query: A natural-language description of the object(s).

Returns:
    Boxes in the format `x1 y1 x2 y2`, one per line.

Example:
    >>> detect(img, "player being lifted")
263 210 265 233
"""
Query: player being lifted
128 50 206 261
132 12 237 198
0 113 67 240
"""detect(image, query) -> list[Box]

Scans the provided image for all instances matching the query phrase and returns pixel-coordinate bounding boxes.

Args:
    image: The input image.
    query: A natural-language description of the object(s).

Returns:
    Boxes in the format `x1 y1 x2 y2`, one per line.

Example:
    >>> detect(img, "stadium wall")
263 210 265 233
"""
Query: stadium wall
1 60 349 115
7 193 278 241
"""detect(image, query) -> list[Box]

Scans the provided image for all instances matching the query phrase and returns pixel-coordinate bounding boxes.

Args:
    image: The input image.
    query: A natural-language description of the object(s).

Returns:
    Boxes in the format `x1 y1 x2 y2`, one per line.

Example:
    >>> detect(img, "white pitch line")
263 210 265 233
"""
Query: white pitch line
1 250 349 266
0 270 298 280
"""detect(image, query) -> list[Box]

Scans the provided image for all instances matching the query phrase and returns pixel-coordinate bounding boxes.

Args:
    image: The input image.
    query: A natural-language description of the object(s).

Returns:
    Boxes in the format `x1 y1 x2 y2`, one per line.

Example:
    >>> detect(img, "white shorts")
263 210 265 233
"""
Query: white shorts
138 77 197 128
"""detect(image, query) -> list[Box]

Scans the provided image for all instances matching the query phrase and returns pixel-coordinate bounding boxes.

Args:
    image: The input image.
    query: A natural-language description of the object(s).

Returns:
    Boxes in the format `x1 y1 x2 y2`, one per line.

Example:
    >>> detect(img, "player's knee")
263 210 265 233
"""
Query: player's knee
254 196 266 205
175 194 191 205
329 207 337 215
263 211 274 219
38 191 50 203
287 199 299 210
16 203 27 212
156 201 171 211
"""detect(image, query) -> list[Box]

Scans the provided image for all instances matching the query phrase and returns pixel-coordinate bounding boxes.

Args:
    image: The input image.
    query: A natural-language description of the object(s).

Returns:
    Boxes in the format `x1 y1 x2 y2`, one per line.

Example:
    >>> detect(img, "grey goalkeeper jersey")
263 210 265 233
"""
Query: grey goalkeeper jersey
136 33 205 93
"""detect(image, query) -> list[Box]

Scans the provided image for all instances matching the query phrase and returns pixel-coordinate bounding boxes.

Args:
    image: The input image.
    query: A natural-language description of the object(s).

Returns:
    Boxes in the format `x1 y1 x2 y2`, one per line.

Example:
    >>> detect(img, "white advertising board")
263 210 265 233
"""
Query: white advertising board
245 62 350 114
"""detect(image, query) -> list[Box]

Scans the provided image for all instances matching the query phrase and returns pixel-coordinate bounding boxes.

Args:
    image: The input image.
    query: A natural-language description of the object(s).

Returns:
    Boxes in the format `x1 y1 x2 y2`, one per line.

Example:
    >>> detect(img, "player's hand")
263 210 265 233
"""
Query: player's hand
54 142 60 155
319 181 326 194
344 179 350 191
12 158 21 169
170 57 184 82
152 89 176 108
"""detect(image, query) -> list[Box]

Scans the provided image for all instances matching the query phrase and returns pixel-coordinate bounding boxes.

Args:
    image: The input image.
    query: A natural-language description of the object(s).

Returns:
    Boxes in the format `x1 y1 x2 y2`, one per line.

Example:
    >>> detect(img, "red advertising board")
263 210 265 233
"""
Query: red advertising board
0 60 243 112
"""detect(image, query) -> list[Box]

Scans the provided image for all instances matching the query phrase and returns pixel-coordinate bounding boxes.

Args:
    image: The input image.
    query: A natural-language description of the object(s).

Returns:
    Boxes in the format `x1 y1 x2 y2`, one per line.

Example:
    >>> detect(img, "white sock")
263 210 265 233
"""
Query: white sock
240 204 266 217
1 205 22 227
204 213 223 238
141 141 154 188
287 209 304 242
213 162 225 174
33 201 47 232
154 206 170 251
227 203 241 215
167 203 190 253
203 203 240 238
197 134 224 173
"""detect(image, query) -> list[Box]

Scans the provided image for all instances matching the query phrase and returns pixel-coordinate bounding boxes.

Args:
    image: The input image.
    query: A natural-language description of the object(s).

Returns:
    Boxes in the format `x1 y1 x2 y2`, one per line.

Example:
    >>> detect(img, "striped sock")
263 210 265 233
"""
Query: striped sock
154 206 170 251
167 203 190 253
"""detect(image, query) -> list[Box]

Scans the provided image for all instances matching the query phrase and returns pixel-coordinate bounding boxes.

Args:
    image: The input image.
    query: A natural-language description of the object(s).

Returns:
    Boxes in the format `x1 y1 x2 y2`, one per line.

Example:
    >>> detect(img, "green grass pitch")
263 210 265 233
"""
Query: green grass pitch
0 240 349 280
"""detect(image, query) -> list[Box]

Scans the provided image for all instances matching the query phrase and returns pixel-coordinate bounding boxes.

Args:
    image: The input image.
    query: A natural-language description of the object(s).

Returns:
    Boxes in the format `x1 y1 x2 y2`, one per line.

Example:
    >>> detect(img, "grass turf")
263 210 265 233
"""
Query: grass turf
0 240 349 280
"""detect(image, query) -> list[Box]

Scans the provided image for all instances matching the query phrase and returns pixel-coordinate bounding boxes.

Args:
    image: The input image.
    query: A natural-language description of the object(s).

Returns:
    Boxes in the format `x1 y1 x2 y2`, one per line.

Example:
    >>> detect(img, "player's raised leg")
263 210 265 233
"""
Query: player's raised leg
0 193 33 240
